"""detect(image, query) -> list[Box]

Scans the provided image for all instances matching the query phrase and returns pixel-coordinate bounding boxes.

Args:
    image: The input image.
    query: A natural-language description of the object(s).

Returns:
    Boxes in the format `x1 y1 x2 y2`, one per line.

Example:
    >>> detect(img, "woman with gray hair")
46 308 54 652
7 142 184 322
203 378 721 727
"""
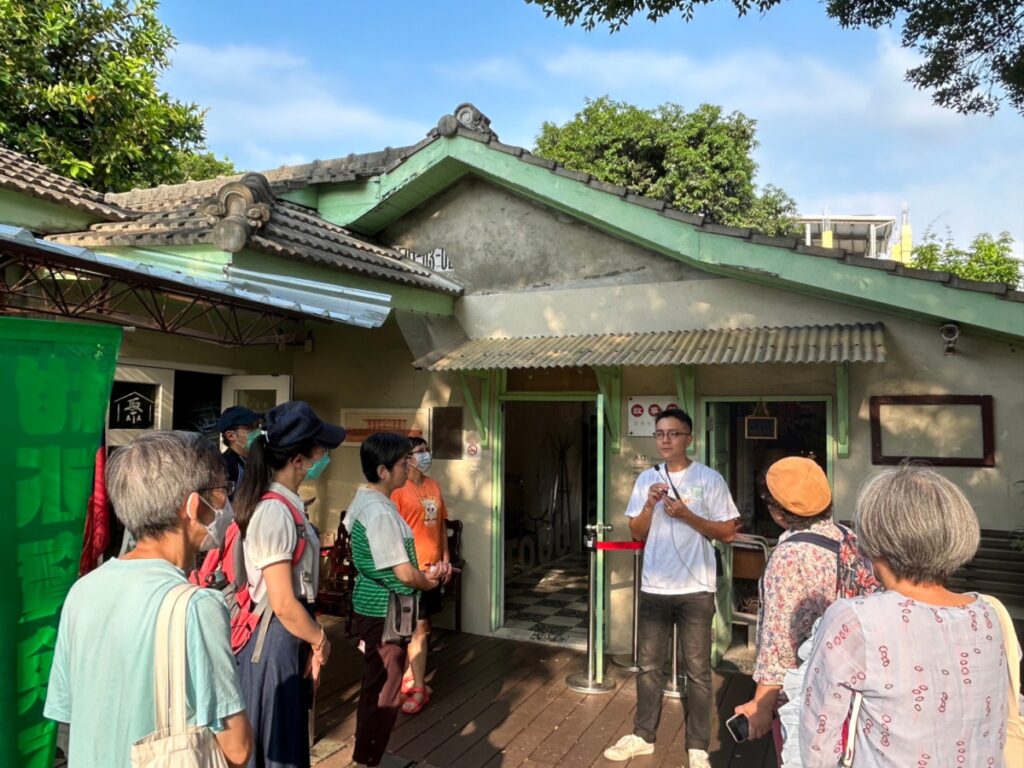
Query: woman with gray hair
800 464 1020 767
44 431 252 768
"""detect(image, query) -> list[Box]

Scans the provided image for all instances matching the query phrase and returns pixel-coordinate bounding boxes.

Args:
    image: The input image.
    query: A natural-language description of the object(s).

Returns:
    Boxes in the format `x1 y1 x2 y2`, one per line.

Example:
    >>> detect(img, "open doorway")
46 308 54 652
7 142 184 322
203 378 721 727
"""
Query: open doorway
705 399 829 538
705 398 829 650
501 400 598 647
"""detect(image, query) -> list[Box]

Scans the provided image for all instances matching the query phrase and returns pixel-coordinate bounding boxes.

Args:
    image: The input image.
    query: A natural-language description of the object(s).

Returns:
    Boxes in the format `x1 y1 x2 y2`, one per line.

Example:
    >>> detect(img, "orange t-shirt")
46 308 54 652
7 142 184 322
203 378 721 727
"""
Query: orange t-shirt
391 476 448 568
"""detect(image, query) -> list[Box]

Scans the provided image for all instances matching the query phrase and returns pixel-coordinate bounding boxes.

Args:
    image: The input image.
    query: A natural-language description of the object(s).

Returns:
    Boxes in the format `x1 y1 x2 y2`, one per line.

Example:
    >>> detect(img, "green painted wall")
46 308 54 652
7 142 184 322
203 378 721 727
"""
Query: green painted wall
0 189 100 234
278 186 319 209
233 248 454 316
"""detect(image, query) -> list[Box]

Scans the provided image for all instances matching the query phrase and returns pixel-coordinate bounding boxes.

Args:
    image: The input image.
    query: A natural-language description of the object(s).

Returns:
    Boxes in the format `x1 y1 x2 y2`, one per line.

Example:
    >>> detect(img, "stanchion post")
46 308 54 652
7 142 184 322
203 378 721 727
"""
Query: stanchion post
612 543 643 672
662 624 687 698
566 524 615 694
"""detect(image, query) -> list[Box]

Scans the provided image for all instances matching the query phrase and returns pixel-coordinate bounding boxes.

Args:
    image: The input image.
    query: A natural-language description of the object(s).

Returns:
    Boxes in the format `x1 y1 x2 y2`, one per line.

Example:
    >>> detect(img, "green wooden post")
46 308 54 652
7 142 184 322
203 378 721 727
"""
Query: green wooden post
674 364 696 458
489 370 505 632
712 542 734 668
595 392 607 681
836 363 850 458
594 366 622 453
459 370 490 449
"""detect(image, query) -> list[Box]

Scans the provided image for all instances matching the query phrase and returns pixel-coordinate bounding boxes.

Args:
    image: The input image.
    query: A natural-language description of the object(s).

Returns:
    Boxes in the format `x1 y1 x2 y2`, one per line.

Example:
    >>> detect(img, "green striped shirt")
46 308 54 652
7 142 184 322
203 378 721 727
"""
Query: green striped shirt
345 487 419 618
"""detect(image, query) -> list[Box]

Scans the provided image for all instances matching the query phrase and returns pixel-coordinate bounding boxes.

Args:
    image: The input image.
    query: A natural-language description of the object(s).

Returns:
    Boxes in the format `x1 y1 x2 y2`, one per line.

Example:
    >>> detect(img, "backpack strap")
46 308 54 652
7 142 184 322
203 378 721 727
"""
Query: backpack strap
782 531 841 554
249 593 274 663
259 491 307 565
246 491 309 663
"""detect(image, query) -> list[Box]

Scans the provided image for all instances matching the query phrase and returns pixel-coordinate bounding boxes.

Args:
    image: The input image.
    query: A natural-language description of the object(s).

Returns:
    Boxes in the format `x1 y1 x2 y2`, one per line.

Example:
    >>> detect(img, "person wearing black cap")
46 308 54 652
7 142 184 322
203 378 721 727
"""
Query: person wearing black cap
233 401 346 768
218 406 262 497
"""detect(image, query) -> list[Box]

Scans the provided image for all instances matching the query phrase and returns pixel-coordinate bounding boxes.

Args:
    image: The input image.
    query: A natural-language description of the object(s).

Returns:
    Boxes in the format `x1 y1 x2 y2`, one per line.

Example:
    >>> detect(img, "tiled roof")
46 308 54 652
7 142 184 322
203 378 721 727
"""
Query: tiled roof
104 138 437 209
0 145 130 221
416 323 888 371
48 174 461 296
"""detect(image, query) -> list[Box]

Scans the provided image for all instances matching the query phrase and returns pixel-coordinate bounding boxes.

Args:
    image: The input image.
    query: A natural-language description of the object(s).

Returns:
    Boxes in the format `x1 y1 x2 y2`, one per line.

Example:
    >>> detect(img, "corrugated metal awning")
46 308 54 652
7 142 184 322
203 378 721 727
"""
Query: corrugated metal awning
0 224 391 329
416 323 886 370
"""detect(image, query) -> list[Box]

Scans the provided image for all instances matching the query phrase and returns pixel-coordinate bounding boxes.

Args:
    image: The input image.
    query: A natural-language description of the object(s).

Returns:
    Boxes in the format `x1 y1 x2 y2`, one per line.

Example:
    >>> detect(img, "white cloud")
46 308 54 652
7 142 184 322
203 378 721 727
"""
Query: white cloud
542 34 970 137
163 43 428 170
437 56 531 87
543 46 868 117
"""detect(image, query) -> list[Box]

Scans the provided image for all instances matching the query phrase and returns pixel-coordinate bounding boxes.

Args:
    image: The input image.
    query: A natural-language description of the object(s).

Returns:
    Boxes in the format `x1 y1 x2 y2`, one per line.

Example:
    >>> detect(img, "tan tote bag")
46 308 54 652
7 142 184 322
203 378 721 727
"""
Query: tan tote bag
131 583 229 768
981 594 1024 766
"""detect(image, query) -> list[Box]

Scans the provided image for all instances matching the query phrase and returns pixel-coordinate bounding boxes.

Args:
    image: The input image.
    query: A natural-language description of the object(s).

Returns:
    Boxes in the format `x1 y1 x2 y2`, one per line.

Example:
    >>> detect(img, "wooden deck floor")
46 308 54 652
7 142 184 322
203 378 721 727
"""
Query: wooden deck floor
313 617 777 768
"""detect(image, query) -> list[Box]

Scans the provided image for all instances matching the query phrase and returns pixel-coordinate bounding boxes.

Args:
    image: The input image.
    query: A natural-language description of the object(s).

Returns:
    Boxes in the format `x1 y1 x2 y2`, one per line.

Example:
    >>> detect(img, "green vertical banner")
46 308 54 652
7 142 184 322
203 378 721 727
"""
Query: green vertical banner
0 318 121 767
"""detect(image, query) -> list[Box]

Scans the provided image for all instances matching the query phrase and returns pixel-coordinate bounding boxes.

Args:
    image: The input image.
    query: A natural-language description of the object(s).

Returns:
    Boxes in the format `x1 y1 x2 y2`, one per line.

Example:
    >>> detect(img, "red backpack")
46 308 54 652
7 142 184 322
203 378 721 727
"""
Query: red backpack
190 491 307 656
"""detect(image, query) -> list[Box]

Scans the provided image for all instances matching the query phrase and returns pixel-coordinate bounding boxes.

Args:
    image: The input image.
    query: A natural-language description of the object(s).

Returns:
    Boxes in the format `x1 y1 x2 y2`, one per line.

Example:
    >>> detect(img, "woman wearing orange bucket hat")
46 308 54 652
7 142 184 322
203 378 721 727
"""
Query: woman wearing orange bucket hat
732 456 879 763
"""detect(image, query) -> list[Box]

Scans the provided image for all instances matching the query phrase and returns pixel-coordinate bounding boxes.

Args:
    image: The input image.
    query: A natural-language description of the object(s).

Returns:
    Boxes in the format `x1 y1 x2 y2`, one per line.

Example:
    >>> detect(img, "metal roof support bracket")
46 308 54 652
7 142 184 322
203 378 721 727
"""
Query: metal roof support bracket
836 362 850 458
594 366 622 452
458 370 490 449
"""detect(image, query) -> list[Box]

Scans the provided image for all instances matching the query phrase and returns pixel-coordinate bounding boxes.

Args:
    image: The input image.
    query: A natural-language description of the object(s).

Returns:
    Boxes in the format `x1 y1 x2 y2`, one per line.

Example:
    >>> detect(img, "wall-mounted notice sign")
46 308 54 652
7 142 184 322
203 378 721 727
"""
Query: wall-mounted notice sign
627 395 680 437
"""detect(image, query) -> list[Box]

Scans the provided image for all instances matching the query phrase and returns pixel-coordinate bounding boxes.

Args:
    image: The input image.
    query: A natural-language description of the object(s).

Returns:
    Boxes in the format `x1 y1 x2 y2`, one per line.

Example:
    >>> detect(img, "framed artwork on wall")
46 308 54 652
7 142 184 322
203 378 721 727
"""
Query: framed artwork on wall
869 395 994 467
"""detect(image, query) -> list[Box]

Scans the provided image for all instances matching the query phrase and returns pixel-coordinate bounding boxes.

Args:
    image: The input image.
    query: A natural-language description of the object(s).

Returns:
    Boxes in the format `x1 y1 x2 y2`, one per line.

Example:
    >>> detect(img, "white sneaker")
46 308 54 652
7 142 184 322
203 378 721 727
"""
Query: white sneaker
603 733 655 761
688 748 711 768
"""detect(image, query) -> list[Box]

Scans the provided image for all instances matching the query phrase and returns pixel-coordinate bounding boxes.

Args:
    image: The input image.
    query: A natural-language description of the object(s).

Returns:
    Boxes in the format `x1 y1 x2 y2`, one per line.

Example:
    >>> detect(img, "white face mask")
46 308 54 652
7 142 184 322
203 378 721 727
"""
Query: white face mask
193 494 233 552
414 451 432 473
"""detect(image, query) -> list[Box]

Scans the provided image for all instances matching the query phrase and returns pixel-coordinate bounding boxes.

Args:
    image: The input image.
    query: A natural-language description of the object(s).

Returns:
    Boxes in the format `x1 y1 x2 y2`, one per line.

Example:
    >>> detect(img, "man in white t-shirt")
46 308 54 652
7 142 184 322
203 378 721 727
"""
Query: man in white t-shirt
604 408 741 768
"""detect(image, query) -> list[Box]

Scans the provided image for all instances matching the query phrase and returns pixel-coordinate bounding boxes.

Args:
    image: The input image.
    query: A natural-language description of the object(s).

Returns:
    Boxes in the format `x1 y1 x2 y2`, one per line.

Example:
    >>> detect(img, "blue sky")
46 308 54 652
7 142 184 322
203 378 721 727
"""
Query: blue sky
159 1 1022 254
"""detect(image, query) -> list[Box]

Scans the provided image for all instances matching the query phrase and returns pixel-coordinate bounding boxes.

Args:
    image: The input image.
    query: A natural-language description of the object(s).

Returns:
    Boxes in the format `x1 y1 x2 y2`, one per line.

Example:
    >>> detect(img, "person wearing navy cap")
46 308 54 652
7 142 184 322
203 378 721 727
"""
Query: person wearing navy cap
217 405 263 497
233 401 346 768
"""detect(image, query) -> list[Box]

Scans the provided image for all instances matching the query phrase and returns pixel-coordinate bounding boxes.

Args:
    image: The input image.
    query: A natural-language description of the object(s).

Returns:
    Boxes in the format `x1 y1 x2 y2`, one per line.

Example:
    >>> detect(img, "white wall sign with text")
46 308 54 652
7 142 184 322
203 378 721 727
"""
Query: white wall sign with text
627 395 680 437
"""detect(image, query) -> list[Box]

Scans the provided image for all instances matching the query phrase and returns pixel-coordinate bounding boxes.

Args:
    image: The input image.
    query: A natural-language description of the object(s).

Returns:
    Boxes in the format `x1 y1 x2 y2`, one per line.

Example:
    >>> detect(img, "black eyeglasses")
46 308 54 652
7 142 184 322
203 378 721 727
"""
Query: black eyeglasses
654 430 692 440
198 481 235 496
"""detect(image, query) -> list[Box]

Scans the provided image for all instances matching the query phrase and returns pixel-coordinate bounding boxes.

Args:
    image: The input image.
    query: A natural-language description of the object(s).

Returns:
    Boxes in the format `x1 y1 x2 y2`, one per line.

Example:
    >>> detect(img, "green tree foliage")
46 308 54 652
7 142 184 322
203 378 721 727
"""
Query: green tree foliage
525 1 1024 116
0 0 234 192
911 230 1021 287
534 97 797 235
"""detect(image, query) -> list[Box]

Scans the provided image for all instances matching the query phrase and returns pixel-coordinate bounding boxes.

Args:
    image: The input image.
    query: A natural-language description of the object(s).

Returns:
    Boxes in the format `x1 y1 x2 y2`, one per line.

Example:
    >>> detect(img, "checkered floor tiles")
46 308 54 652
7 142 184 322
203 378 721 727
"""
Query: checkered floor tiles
501 555 590 648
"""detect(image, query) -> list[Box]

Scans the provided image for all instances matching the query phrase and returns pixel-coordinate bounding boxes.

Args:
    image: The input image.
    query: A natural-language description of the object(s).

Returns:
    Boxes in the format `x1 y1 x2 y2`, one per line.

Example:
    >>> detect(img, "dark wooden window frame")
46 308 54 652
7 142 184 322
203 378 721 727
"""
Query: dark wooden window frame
869 394 995 467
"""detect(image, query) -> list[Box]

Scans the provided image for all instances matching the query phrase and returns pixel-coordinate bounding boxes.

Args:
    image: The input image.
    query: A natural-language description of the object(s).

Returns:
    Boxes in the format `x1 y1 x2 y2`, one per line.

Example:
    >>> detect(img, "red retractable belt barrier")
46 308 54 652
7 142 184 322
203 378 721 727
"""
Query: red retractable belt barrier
595 540 644 551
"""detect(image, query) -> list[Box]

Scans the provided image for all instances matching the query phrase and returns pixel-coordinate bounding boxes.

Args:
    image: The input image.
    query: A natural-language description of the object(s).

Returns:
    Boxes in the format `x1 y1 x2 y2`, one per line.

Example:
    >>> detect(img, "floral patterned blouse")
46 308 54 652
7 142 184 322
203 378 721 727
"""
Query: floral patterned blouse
800 592 1010 768
755 519 848 686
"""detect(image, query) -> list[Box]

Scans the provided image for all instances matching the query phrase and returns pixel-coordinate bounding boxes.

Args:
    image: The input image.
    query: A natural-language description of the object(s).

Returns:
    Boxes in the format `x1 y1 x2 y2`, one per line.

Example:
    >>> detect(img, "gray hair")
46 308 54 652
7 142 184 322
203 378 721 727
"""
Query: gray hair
106 431 224 541
855 464 980 585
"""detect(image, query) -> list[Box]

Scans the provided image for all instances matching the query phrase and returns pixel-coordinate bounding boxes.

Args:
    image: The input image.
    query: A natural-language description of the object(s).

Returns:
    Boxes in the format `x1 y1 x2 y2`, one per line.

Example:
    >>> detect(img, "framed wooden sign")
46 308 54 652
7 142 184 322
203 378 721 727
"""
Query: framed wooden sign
744 416 777 440
340 408 428 446
869 395 994 467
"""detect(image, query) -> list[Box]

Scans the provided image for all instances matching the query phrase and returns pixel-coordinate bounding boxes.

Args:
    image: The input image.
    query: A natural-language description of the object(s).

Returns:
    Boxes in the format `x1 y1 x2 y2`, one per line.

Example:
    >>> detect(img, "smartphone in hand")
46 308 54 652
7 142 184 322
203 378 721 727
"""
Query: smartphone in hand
725 713 750 743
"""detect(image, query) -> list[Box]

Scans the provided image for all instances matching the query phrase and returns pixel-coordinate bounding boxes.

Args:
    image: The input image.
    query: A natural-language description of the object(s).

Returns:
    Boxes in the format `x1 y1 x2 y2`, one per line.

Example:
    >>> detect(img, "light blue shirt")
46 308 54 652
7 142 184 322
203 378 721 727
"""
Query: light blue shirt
44 558 245 768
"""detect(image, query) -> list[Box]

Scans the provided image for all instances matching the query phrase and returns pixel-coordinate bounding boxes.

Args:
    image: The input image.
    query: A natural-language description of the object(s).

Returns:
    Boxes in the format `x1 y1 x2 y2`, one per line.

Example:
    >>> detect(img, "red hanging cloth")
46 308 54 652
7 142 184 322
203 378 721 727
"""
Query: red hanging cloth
79 444 109 575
